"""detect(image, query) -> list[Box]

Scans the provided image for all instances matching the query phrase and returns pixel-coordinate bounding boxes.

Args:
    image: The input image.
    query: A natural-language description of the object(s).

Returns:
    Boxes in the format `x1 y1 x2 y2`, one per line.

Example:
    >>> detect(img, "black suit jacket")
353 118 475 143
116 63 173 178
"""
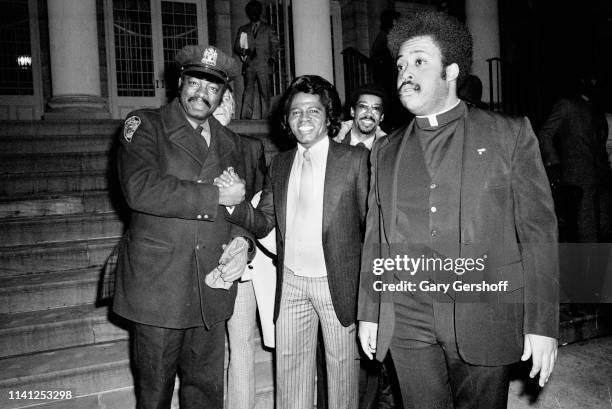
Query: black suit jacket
538 96 612 186
229 139 369 326
358 106 559 365
233 21 280 73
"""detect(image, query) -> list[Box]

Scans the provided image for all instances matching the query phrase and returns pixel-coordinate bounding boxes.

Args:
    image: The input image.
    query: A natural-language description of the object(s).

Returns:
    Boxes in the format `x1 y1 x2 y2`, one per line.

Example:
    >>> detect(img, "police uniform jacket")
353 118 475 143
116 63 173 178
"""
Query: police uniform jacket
113 99 264 329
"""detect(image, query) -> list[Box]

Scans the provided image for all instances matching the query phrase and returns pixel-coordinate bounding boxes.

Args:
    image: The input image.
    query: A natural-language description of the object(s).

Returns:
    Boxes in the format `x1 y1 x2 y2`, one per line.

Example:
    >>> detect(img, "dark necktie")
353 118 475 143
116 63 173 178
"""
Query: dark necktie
196 125 209 156
356 142 366 148
252 23 259 38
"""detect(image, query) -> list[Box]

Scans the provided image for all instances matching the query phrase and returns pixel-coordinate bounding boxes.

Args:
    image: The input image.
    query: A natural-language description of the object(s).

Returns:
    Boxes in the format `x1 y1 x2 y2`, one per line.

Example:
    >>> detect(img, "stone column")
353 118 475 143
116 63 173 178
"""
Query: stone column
465 0 500 104
292 0 333 82
46 0 108 119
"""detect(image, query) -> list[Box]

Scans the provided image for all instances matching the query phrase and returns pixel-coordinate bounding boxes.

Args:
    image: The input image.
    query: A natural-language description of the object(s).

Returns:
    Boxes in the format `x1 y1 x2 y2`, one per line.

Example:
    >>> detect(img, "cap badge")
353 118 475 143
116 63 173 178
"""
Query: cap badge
201 47 217 66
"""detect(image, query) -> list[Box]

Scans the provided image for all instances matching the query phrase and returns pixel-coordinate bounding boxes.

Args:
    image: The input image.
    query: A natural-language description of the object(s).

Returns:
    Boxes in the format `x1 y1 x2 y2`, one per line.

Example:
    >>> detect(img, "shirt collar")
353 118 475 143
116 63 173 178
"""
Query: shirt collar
185 116 209 132
415 100 464 129
297 135 329 160
349 132 375 149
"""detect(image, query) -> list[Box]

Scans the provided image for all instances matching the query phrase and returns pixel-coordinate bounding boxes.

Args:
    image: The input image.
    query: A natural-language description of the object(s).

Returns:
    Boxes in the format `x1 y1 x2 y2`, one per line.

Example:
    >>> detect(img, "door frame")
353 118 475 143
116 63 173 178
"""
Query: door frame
104 0 208 119
0 0 44 120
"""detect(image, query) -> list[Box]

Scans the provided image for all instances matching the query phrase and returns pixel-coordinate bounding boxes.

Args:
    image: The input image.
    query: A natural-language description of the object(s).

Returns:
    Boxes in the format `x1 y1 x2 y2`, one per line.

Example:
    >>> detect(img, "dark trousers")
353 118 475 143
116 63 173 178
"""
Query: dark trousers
131 321 225 409
241 68 271 119
390 303 510 409
390 343 510 409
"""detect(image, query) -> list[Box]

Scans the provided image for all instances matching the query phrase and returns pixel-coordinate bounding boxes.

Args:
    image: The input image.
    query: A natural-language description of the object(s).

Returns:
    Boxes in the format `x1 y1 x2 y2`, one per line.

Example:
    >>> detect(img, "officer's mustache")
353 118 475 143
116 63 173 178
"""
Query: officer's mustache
398 81 420 92
188 96 211 108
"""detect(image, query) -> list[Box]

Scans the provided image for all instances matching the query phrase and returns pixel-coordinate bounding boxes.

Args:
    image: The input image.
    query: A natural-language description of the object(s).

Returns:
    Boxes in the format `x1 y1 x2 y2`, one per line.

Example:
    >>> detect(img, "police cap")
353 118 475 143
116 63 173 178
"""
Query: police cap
175 45 240 83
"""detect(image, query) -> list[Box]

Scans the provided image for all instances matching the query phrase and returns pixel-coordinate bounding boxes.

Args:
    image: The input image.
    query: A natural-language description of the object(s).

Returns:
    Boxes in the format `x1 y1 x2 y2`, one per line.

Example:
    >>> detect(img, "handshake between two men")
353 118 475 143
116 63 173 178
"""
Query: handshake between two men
206 167 250 289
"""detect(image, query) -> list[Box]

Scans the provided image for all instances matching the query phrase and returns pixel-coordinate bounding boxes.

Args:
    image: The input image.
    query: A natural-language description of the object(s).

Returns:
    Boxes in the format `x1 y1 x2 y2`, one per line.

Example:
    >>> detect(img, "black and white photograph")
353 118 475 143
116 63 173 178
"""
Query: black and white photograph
0 0 611 408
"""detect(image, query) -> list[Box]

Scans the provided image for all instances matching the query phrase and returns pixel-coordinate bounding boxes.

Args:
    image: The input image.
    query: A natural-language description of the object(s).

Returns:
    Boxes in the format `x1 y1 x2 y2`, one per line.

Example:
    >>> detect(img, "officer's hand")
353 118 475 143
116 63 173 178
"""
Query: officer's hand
214 170 237 188
358 321 378 360
218 179 245 206
218 237 249 282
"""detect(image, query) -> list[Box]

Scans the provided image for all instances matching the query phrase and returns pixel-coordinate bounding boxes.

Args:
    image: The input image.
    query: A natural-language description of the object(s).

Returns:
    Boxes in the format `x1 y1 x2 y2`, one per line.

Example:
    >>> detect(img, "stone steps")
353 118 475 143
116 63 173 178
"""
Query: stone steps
0 191 122 219
0 237 119 277
0 338 274 409
0 340 131 409
17 386 274 409
0 170 110 196
0 212 123 247
0 121 120 154
0 268 102 314
559 305 612 345
0 152 110 174
0 119 277 409
0 119 271 154
0 304 127 358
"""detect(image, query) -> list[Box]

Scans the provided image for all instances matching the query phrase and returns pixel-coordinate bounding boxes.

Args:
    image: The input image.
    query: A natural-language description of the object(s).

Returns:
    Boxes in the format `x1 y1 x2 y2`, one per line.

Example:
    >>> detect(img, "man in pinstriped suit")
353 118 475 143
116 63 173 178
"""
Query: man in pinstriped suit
220 75 369 409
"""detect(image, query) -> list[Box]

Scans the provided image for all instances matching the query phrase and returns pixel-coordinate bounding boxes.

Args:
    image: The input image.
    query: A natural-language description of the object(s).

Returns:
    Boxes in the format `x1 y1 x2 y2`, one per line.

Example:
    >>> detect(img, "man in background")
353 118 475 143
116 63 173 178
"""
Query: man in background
234 0 280 119
335 84 387 150
539 76 612 243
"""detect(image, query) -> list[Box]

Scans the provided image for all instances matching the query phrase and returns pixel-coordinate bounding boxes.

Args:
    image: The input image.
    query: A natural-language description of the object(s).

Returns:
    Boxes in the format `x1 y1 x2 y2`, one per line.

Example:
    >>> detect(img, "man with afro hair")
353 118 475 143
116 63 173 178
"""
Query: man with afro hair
358 11 559 409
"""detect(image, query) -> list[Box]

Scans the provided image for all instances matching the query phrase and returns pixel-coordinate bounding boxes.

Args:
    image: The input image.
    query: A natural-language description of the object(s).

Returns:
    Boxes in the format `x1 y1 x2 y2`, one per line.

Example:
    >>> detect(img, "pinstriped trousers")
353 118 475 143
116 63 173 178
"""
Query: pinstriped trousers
276 269 359 409
226 281 257 409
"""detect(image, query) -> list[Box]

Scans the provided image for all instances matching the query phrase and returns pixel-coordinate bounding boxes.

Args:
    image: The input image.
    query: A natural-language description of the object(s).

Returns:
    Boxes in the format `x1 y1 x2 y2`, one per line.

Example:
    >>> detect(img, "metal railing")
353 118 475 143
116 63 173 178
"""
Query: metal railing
487 57 527 115
342 47 372 103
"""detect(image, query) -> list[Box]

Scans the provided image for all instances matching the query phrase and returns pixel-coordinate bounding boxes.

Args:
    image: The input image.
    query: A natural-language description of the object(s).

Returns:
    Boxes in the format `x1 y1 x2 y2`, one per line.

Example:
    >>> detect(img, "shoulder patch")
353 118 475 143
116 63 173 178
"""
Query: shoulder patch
123 116 141 142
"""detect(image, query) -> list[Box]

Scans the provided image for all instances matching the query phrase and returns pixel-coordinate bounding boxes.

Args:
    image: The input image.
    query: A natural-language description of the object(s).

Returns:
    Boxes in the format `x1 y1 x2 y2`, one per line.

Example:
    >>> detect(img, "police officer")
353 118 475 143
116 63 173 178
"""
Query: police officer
114 44 264 409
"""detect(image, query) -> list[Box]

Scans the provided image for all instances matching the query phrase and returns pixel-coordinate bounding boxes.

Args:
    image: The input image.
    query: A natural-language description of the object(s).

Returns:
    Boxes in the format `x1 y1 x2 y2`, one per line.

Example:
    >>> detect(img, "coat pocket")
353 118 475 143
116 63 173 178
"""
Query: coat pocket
127 235 174 280
497 260 524 292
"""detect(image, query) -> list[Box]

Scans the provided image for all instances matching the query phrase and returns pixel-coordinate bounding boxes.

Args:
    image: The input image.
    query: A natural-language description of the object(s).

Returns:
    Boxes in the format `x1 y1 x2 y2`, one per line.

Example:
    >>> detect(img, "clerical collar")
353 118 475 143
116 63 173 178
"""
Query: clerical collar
415 100 463 129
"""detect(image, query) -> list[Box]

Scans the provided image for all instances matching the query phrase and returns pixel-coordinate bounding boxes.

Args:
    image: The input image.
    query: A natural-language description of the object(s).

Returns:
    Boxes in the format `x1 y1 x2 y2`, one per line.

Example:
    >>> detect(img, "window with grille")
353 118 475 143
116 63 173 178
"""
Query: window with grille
161 1 198 98
112 0 155 97
0 0 33 95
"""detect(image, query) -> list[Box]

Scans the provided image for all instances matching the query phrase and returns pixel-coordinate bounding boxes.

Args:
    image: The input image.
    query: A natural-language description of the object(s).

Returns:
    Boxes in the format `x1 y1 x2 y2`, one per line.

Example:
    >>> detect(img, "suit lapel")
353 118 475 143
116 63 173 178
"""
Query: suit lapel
163 100 208 166
460 108 494 234
322 141 349 235
275 148 297 241
208 116 240 171
377 124 413 243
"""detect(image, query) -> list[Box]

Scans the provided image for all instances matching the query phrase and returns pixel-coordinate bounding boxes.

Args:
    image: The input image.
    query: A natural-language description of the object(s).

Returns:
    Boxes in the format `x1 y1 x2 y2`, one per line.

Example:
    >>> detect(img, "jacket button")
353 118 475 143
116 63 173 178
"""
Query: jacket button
197 214 202 219
431 206 437 213
197 179 203 183
430 183 437 189
431 229 438 237
196 245 200 250
204 214 209 219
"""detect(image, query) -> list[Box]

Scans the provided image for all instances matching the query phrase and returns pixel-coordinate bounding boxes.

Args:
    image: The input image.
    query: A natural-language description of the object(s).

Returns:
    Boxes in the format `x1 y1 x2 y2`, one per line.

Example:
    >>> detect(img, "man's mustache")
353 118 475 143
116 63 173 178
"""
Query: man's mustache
398 81 420 92
359 115 376 122
188 96 211 108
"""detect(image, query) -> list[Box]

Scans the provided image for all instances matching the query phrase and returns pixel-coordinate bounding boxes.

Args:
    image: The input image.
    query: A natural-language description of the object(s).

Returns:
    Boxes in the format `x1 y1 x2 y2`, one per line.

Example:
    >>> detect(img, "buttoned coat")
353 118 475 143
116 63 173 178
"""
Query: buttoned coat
113 99 265 329
358 106 559 366
229 140 369 326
